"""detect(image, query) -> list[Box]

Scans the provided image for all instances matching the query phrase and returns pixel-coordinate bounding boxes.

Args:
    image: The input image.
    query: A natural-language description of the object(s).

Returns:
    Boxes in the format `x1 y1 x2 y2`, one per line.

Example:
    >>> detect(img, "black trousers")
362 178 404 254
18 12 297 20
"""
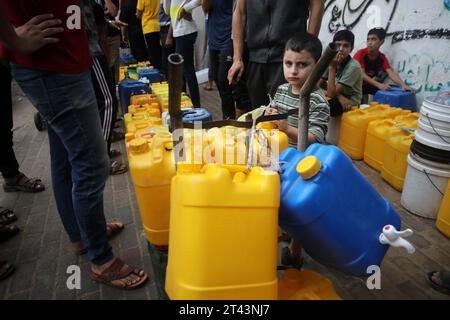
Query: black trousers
210 47 251 119
246 61 285 108
159 25 174 77
91 54 118 153
0 61 20 178
209 48 235 119
128 27 149 62
144 32 162 70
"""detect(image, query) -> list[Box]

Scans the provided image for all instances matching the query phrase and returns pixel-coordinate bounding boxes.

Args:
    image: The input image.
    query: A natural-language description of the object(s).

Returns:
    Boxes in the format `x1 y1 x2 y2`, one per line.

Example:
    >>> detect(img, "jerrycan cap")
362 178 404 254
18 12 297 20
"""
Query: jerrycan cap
125 132 135 142
296 156 321 180
129 138 149 154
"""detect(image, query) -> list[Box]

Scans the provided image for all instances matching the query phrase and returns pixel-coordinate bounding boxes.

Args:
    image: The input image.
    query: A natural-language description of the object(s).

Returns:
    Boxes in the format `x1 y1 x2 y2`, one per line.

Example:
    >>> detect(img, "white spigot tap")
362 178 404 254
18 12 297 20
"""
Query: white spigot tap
379 225 415 254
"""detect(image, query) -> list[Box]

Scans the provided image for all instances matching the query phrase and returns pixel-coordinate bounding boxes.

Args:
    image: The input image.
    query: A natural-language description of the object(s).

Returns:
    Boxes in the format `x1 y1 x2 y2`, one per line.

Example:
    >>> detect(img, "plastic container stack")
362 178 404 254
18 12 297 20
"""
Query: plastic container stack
401 91 450 219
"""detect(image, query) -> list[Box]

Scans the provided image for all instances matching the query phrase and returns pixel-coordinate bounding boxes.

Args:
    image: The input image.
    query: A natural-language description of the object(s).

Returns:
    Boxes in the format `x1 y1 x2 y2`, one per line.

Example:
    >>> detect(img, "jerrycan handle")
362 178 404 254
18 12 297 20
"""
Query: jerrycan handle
379 225 415 254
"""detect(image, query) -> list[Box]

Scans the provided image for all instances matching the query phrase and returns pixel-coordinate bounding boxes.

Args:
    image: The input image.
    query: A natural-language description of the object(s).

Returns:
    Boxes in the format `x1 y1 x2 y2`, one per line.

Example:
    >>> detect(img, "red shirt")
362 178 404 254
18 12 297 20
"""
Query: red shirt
0 0 91 73
354 48 391 79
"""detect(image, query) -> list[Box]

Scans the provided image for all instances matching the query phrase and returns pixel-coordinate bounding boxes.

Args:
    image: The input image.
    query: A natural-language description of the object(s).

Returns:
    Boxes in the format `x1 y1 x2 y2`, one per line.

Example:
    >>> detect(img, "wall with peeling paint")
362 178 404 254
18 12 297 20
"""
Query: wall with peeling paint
318 0 450 107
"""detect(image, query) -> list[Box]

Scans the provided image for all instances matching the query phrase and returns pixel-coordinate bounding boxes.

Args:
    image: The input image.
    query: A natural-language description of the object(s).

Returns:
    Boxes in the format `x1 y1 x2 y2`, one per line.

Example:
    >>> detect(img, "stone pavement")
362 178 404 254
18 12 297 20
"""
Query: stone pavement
0 82 449 300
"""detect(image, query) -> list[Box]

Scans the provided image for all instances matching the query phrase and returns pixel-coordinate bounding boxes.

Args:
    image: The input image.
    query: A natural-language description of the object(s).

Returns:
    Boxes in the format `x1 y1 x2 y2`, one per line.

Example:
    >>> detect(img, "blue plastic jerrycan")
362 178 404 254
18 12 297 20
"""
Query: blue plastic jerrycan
278 145 405 277
138 68 166 83
373 85 417 111
182 108 212 123
118 72 151 115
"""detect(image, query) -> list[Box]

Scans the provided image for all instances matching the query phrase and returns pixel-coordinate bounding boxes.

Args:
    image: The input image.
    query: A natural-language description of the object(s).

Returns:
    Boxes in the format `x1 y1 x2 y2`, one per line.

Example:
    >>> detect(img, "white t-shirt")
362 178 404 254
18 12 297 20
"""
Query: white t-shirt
163 0 201 38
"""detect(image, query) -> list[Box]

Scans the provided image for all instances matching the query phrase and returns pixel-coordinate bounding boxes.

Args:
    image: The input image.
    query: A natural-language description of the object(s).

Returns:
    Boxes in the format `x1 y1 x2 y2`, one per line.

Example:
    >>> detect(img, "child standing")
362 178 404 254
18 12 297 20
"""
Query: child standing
265 33 330 148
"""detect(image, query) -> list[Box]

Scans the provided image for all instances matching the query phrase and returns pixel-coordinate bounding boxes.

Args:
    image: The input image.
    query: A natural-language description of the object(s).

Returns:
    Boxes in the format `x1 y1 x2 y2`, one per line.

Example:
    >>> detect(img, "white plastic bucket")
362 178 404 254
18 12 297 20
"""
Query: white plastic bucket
326 115 342 145
401 153 450 219
415 97 450 151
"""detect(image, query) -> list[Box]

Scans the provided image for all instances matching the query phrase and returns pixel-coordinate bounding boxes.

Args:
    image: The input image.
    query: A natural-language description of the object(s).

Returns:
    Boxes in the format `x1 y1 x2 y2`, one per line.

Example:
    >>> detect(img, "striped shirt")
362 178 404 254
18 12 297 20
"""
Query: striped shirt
272 83 330 147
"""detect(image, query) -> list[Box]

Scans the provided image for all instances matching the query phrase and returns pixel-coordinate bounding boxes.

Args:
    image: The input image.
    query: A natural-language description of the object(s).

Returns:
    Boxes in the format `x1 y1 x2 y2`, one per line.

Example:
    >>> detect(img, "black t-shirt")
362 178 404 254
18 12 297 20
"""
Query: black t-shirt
119 0 142 34
93 2 107 26
100 0 121 37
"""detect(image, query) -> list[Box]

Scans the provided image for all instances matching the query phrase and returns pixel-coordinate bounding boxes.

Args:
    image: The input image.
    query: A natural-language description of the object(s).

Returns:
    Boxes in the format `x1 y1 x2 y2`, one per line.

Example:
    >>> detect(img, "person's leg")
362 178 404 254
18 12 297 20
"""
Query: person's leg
107 35 121 84
159 26 174 78
246 62 270 108
0 61 45 192
218 47 236 119
91 55 114 149
175 32 201 107
0 61 19 179
11 66 112 265
128 29 149 63
144 32 162 70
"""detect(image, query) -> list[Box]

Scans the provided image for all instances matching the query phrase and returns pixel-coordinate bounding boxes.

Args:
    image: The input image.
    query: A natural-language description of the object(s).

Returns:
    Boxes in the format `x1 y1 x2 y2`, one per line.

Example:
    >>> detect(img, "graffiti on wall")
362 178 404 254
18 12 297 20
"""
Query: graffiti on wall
396 51 449 94
324 0 450 98
325 0 450 44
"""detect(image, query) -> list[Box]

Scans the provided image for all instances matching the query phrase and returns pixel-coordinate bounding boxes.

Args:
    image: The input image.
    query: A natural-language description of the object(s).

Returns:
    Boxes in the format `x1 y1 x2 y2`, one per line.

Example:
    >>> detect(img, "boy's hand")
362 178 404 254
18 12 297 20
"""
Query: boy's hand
378 83 391 91
274 120 288 132
401 84 416 93
264 107 279 116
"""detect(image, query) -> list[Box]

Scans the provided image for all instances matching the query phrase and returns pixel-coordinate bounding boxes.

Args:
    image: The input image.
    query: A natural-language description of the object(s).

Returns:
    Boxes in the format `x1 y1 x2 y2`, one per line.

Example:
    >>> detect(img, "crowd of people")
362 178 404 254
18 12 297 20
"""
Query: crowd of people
0 0 447 296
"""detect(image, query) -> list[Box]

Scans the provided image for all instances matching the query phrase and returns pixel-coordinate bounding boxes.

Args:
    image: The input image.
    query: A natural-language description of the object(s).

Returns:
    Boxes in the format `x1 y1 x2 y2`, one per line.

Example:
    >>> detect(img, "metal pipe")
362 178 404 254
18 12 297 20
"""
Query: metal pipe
297 42 338 152
168 53 184 163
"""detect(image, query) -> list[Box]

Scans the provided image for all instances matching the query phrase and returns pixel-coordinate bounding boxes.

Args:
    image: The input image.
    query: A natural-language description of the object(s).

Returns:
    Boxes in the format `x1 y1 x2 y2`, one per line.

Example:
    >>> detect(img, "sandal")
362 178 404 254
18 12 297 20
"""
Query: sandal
111 131 125 142
90 257 148 290
0 207 17 226
109 149 121 158
0 224 20 242
3 173 45 193
0 261 15 281
427 271 450 296
110 161 128 175
72 222 125 255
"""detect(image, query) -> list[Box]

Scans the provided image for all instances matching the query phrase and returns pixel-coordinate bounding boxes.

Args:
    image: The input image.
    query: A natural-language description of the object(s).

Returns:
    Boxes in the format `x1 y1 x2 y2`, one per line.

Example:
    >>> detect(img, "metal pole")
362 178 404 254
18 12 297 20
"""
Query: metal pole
168 53 184 163
297 43 338 152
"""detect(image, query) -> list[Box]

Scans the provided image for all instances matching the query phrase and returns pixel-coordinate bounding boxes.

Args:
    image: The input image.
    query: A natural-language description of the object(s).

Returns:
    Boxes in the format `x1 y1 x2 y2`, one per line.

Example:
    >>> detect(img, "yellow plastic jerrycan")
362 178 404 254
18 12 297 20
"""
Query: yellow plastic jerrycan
381 135 414 191
436 181 450 238
166 164 280 300
127 104 161 118
364 114 418 171
130 93 159 106
203 127 248 165
128 134 175 246
125 114 162 133
278 269 341 300
338 105 408 160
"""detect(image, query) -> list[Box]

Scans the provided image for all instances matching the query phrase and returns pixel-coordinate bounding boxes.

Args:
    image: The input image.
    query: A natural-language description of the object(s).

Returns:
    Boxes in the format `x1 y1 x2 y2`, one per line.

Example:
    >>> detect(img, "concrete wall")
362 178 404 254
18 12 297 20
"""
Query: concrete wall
318 0 450 107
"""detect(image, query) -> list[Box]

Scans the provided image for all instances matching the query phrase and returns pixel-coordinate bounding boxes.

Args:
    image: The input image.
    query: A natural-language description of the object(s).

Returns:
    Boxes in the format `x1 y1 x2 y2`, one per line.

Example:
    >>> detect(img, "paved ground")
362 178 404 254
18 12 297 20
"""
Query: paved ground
0 82 449 300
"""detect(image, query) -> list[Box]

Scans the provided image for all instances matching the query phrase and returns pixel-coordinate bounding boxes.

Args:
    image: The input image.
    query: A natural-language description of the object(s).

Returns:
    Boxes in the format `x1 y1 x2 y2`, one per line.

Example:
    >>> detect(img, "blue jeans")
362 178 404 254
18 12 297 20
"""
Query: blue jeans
175 32 201 107
11 65 113 265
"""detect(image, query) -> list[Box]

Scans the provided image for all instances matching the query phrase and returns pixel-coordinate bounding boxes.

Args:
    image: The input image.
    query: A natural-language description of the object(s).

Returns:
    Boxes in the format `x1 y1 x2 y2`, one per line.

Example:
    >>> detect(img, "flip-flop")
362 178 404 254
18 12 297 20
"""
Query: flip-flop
0 225 20 242
426 271 450 296
90 257 148 290
0 207 17 226
0 261 15 281
3 173 45 193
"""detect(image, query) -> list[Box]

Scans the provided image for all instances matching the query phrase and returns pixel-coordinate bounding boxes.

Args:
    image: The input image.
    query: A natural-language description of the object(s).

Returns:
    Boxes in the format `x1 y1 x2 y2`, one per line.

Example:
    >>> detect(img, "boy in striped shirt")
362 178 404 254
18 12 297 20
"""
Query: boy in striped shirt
265 33 330 148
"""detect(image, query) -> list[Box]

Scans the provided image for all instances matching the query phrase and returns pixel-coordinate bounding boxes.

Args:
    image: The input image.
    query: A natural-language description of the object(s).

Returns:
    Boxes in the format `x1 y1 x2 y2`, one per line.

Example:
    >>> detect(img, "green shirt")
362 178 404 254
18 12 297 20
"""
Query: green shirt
272 84 330 147
322 57 363 106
